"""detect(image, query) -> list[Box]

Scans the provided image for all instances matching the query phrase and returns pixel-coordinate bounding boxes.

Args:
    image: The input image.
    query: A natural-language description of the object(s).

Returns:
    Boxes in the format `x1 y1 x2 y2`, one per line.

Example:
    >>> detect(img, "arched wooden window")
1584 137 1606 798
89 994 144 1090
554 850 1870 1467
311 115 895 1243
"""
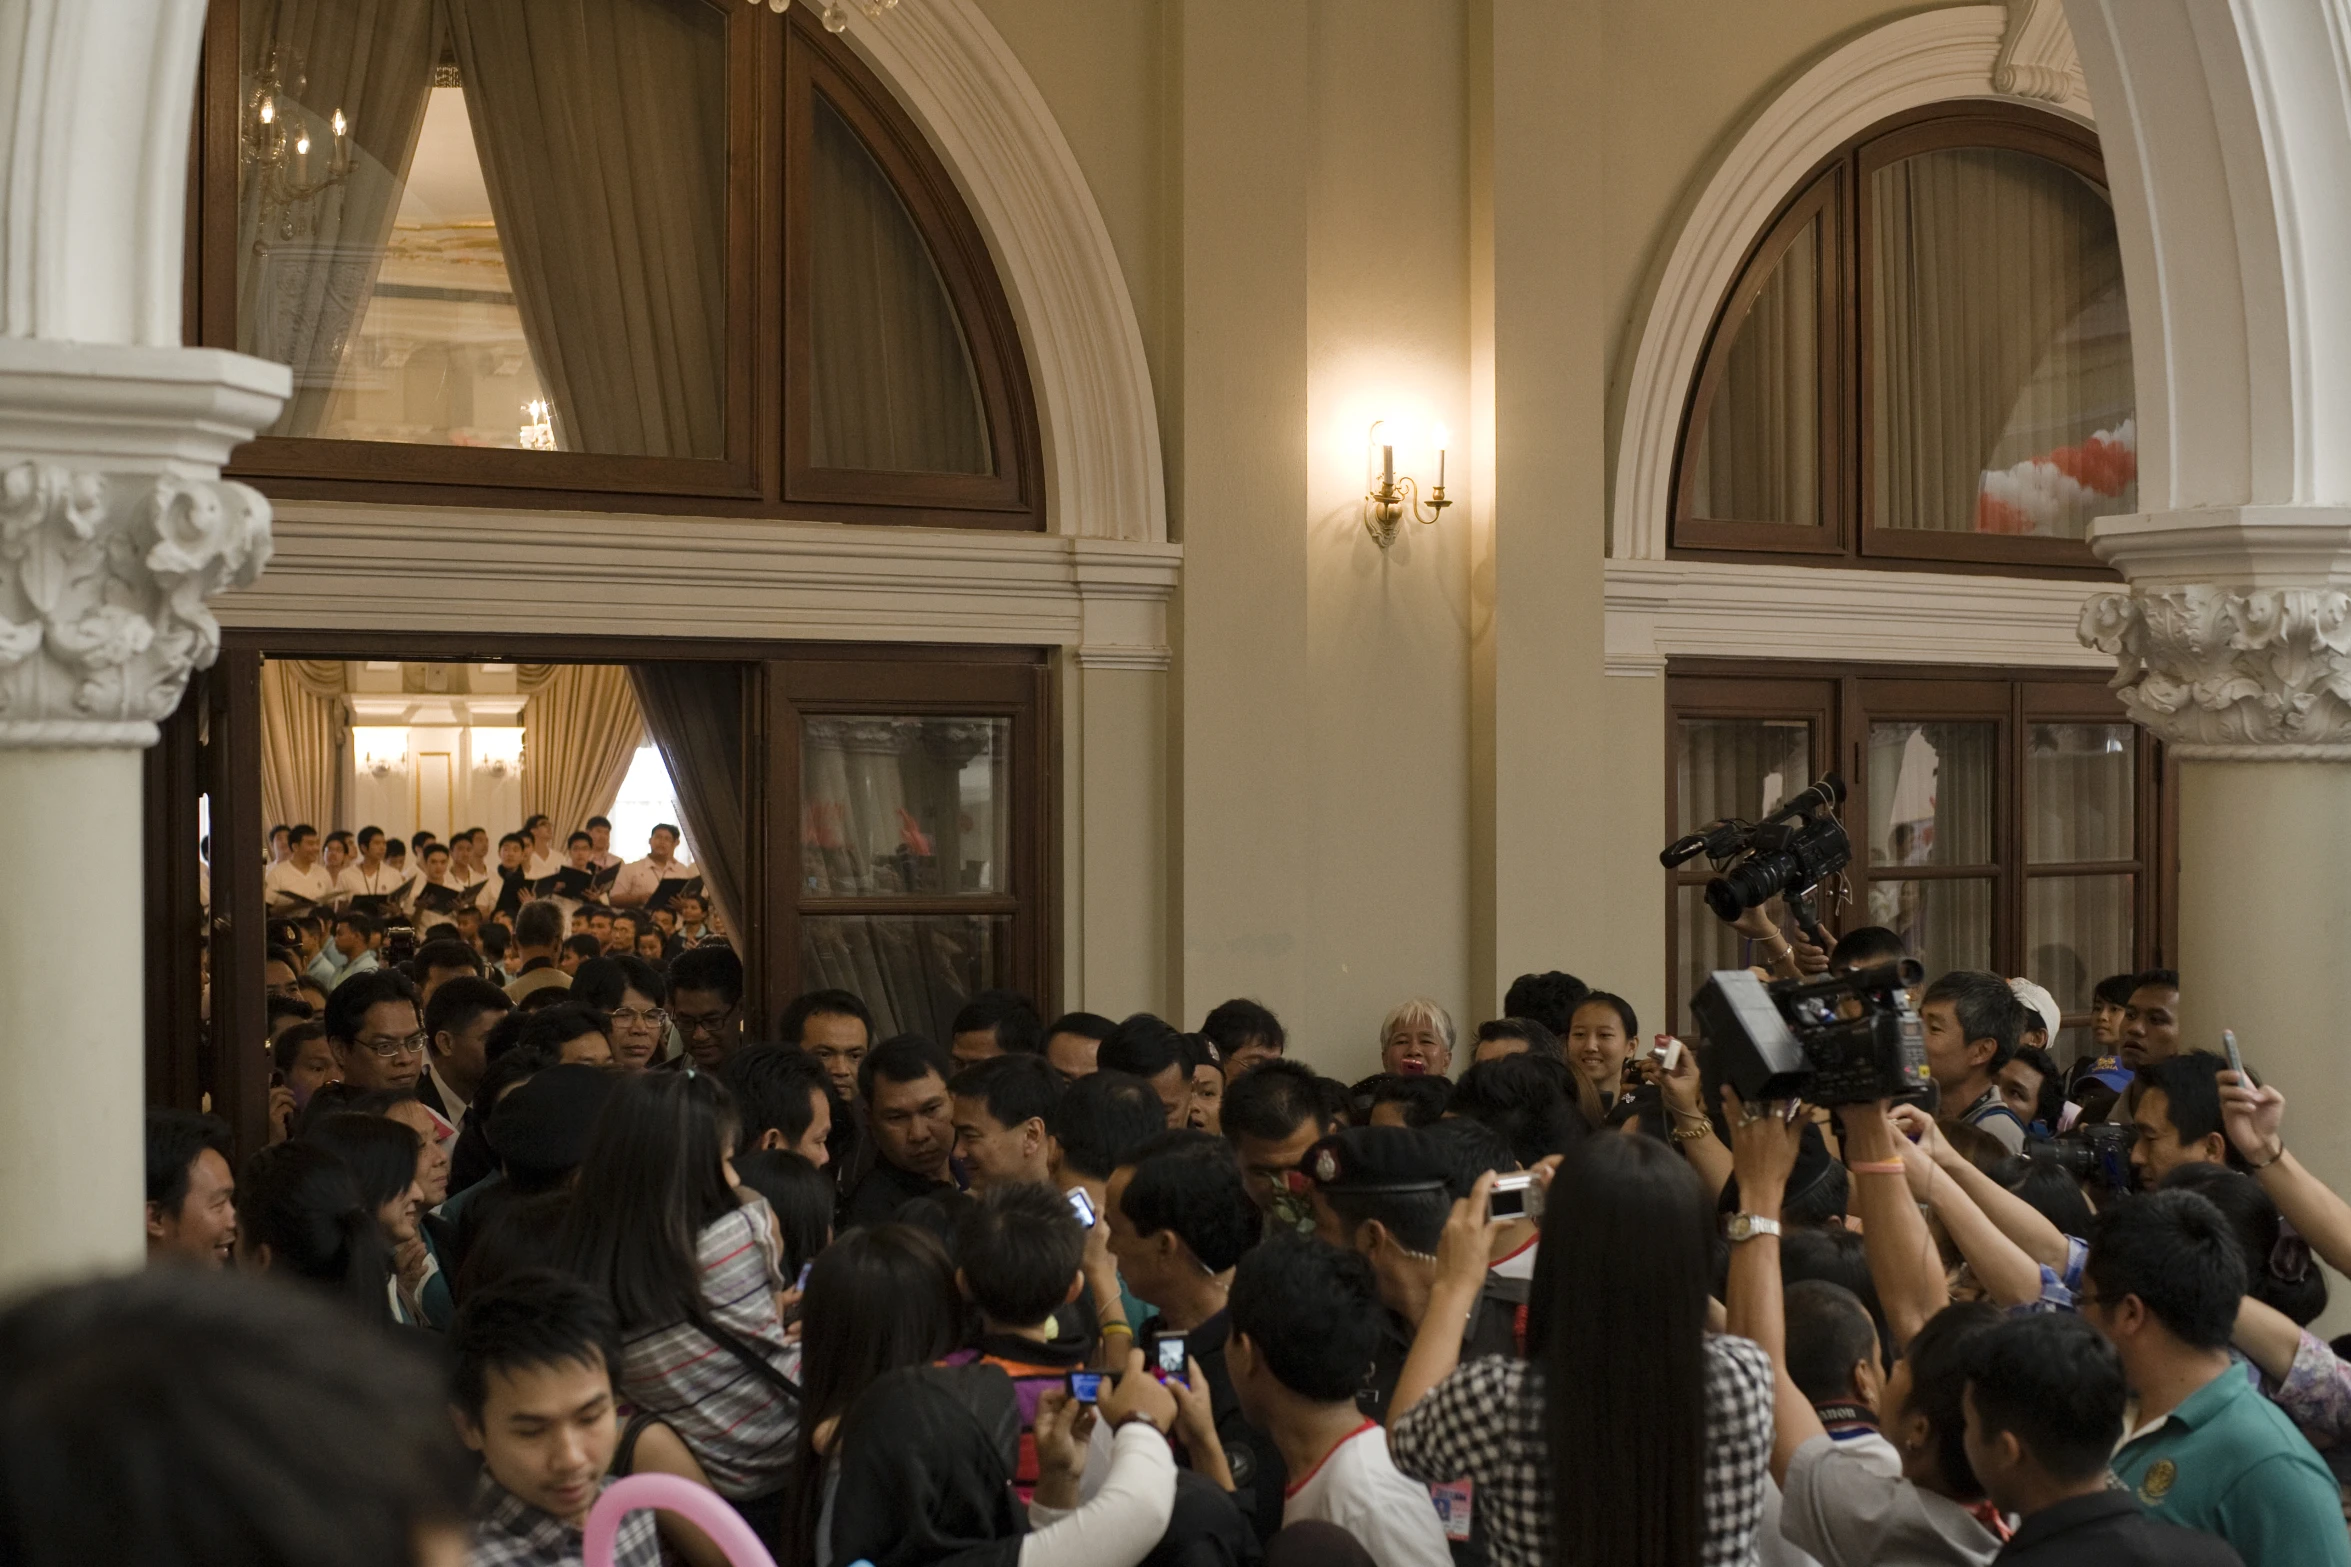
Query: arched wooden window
196 0 1043 531
1672 105 2129 570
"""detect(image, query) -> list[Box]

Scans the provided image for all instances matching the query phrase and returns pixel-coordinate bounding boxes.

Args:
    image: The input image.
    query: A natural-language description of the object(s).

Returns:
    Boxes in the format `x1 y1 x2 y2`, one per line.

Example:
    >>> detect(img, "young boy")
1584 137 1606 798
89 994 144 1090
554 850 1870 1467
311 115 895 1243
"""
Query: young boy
949 1182 1107 1502
1227 1235 1450 1567
449 1270 659 1567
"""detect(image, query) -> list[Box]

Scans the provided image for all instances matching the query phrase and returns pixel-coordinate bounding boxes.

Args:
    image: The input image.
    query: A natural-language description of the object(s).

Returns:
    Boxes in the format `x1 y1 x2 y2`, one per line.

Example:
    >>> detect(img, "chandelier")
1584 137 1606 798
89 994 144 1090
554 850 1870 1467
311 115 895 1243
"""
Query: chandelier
241 49 352 245
743 0 899 33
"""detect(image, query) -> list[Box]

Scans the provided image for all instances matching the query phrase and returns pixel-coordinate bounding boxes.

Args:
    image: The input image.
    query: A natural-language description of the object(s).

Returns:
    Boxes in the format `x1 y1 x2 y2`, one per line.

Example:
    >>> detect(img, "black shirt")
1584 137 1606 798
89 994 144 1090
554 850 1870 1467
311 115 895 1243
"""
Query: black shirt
1996 1490 2246 1567
841 1156 960 1231
1139 1307 1287 1543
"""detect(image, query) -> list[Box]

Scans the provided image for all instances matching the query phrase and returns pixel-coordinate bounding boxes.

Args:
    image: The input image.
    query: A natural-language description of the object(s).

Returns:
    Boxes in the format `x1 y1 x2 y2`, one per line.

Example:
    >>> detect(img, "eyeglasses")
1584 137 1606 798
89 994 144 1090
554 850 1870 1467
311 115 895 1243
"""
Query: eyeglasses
675 1009 737 1038
355 1031 427 1061
610 1007 669 1030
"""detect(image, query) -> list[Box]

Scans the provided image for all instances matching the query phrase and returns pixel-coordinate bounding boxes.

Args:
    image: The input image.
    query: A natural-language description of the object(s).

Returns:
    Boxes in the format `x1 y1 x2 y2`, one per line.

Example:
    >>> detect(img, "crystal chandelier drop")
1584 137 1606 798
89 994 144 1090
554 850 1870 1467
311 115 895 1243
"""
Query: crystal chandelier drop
746 0 900 33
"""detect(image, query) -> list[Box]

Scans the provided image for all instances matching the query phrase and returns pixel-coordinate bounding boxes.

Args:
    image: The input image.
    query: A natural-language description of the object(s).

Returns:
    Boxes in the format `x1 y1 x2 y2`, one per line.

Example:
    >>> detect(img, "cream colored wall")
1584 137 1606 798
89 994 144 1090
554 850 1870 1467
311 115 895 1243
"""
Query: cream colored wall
959 0 1943 1068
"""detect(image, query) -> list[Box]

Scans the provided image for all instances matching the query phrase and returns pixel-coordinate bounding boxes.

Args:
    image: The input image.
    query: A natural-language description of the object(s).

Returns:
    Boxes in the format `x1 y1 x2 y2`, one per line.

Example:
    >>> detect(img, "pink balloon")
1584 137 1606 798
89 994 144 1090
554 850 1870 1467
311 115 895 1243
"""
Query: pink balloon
583 1472 779 1567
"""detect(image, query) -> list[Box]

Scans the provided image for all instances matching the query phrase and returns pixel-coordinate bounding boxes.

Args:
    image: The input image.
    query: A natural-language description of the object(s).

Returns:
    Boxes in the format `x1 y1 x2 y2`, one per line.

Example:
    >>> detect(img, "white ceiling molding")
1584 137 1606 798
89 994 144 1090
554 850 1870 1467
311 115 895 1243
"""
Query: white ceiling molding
831 0 1166 544
1604 559 2111 676
216 501 1178 669
1610 4 2092 563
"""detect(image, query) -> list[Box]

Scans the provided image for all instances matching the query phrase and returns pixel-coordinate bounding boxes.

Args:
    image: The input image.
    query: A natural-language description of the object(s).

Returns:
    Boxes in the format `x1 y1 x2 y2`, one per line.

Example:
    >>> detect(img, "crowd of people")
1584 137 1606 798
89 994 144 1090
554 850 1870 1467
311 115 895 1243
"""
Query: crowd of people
7 819 2350 1567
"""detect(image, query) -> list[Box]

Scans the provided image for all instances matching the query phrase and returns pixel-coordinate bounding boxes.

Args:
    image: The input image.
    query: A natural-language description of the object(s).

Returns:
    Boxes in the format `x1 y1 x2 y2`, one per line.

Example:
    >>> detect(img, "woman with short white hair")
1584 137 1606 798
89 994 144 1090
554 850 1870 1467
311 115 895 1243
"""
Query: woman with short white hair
1379 997 1456 1079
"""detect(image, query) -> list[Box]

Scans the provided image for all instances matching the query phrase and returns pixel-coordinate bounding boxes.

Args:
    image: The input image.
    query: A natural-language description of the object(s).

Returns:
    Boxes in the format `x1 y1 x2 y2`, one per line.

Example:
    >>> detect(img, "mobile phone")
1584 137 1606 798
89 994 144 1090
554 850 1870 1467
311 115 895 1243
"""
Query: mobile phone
2223 1029 2244 1082
1066 1186 1097 1228
1155 1333 1188 1379
1489 1171 1544 1222
793 1261 813 1293
1067 1370 1105 1404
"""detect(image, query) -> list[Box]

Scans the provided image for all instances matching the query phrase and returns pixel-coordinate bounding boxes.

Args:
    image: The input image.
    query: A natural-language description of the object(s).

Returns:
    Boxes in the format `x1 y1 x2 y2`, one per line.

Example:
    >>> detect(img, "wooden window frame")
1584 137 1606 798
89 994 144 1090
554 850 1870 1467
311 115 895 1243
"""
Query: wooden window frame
1668 103 2120 578
146 632 1058 1156
1662 659 2172 1039
190 2 1045 531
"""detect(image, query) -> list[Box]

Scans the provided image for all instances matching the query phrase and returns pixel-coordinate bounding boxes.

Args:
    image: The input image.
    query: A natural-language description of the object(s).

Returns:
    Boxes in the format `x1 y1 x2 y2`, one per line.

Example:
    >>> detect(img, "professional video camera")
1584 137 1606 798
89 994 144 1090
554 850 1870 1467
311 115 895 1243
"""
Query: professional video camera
1689 959 1932 1108
1660 774 1852 953
2027 1123 2137 1194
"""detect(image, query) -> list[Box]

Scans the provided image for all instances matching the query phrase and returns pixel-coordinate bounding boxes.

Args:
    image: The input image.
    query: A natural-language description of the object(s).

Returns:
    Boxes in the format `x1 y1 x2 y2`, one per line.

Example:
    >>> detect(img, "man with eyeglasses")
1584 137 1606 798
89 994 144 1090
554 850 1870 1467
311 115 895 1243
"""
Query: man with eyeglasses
666 945 745 1071
323 969 429 1096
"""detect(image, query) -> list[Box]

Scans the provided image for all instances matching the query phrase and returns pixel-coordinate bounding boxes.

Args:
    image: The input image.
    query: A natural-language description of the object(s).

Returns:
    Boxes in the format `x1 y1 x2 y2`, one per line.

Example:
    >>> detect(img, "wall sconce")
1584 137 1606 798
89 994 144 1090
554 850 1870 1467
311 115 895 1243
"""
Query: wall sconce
354 726 410 778
472 726 524 779
1364 420 1452 549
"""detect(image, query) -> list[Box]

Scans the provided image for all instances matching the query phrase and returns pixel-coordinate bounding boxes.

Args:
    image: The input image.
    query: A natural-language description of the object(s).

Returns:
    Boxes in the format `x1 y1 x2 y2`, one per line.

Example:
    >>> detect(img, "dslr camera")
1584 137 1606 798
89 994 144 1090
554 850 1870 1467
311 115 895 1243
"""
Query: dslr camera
2028 1123 2137 1193
1689 960 1932 1108
1661 774 1852 951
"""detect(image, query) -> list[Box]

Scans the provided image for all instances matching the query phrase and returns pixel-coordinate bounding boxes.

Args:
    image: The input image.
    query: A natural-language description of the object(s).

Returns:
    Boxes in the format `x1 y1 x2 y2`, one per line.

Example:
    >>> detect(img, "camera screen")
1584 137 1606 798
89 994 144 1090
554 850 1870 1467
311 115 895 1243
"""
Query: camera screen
1488 1184 1528 1220
1066 1188 1097 1228
1068 1371 1104 1404
1156 1336 1188 1377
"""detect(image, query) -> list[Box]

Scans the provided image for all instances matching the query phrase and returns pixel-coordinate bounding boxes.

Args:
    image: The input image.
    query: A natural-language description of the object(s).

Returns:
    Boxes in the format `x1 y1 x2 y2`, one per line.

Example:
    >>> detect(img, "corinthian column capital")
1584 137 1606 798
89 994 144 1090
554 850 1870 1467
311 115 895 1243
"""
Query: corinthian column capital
0 339 287 747
2079 584 2351 759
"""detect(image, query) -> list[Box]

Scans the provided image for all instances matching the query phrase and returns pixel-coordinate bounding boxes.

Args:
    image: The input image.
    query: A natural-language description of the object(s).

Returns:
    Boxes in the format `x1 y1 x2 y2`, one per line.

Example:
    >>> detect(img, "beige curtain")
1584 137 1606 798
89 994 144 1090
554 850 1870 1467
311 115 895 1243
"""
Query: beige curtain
1870 147 2128 534
237 0 438 437
807 95 991 474
521 666 643 838
260 659 349 832
1689 213 1820 526
442 0 725 458
629 664 745 953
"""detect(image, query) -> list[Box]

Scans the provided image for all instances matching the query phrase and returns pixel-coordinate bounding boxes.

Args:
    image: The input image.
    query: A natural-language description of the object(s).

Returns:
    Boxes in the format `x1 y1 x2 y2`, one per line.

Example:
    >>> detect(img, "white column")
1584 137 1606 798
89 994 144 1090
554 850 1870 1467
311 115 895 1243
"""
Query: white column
2066 0 2351 1279
0 0 286 1294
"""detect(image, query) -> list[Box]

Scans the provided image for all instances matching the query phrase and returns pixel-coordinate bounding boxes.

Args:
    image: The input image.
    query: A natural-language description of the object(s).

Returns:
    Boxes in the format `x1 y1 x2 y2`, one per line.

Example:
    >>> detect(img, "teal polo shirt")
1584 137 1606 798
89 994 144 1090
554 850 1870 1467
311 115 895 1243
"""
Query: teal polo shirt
2112 1363 2349 1567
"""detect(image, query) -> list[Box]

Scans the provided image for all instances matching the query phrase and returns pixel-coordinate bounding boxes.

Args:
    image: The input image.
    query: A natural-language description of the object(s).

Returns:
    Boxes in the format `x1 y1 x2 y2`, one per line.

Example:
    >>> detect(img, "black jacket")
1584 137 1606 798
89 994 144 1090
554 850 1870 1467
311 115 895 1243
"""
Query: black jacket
1995 1490 2245 1567
829 1363 1025 1567
1140 1308 1287 1544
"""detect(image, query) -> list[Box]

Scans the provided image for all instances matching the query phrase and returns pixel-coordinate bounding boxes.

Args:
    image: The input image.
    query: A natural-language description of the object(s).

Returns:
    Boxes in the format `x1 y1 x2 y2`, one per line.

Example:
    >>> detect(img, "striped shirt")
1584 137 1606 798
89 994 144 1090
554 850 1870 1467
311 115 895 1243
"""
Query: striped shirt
616 1198 799 1500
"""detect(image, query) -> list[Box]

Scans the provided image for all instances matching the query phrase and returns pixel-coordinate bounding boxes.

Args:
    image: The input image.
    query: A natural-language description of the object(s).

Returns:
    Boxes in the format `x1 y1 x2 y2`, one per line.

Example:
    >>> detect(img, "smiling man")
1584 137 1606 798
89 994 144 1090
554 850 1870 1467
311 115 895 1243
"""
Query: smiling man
451 1271 660 1567
144 1108 236 1268
950 1052 1062 1191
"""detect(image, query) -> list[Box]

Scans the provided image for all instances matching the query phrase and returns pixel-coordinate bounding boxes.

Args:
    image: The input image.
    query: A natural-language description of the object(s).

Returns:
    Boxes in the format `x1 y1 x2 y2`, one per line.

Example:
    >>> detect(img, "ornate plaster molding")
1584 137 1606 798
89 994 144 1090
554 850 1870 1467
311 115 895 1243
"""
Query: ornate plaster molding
1994 0 2088 103
0 339 289 747
1611 5 2092 561
2079 585 2351 758
832 0 1166 543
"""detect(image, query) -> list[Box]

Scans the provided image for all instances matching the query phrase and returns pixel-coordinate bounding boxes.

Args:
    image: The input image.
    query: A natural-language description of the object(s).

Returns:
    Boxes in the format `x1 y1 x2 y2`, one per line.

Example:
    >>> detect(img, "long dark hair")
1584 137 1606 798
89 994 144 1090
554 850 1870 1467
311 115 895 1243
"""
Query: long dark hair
778 1225 964 1567
1526 1134 1711 1567
558 1072 741 1334
239 1141 393 1323
301 1113 421 1227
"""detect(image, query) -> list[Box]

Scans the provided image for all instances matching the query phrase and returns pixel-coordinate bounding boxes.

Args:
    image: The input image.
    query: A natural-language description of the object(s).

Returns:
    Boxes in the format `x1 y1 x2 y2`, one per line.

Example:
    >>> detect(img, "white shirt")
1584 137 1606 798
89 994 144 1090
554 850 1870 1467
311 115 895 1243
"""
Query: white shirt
611 855 696 907
264 858 335 907
1283 1422 1451 1567
337 861 408 902
1756 1430 1898 1567
523 848 565 881
589 849 622 871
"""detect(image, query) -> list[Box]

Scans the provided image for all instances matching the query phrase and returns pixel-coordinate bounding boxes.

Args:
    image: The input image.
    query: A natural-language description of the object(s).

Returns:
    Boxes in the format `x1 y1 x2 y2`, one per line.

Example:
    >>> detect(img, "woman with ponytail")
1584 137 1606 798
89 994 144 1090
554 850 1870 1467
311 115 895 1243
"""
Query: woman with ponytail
559 1070 798 1538
236 1141 394 1324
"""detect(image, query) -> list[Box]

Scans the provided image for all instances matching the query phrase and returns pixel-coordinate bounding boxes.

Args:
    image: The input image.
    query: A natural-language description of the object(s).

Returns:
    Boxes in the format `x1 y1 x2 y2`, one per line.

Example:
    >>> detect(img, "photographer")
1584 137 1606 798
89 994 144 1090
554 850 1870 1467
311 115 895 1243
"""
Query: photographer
1887 1106 2080 1312
1725 1091 2003 1566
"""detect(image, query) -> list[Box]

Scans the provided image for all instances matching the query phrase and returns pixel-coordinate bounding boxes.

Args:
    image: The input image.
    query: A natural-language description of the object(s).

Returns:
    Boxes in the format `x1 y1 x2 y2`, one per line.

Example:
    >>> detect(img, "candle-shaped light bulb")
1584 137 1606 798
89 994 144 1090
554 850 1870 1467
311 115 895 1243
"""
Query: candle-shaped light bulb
258 98 274 124
295 130 310 155
1432 422 1449 490
331 109 346 138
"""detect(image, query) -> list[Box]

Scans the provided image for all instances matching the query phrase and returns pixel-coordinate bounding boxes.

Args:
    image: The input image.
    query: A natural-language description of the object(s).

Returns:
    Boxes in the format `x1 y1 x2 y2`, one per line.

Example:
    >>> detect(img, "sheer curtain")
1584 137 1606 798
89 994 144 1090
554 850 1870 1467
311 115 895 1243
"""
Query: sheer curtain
1689 214 1820 526
520 666 643 838
444 0 726 457
629 664 746 951
260 659 349 831
237 0 438 436
1871 148 2129 535
807 96 991 474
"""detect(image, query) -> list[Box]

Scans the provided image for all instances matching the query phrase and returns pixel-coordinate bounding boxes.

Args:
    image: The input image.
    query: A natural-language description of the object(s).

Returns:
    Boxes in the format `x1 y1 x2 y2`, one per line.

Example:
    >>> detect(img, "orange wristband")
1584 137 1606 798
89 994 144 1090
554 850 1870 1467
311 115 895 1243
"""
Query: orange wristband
1848 1159 1906 1176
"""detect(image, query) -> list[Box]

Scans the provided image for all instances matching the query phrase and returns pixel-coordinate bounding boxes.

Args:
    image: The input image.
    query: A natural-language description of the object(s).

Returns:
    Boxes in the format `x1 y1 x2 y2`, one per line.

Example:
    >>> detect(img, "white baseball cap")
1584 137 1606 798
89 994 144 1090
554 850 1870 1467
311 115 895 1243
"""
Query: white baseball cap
2008 977 2063 1043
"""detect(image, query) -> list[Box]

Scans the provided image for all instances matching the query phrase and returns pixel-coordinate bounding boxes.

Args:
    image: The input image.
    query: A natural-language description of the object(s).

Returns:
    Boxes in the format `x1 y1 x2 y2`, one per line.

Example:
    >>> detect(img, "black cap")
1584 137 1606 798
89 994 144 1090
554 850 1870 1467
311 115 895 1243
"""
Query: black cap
487 1063 618 1180
1304 1126 1451 1195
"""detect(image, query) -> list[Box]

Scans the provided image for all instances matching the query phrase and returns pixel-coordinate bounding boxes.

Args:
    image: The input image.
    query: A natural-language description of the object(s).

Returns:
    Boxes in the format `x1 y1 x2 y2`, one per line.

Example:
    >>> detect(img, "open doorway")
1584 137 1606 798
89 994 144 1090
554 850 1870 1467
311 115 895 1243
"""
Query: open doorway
149 636 1055 1153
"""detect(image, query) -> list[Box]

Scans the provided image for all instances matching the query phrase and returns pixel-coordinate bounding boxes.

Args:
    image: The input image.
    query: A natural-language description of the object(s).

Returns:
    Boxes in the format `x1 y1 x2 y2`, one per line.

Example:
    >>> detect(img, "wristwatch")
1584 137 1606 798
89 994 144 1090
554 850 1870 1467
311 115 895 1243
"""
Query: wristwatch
1726 1213 1782 1243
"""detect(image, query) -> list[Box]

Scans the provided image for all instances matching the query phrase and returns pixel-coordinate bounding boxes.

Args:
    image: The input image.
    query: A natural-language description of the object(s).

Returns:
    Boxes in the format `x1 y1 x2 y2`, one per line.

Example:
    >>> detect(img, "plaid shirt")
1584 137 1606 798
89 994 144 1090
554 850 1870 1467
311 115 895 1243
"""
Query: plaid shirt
1388 1336 1775 1567
618 1198 799 1500
467 1475 659 1567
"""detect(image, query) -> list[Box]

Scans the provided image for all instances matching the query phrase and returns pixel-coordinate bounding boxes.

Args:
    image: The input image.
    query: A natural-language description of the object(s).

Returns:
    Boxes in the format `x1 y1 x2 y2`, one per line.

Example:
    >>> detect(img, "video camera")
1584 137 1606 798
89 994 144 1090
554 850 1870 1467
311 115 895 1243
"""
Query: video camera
1661 774 1852 952
1689 959 1931 1108
2028 1123 2137 1194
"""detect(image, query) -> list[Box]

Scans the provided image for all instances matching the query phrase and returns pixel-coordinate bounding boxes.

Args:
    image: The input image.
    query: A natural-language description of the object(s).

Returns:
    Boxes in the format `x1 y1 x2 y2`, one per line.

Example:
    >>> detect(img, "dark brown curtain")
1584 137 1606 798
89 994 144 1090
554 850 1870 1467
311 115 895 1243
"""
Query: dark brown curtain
1689 215 1820 526
445 0 726 458
237 0 438 436
628 664 744 951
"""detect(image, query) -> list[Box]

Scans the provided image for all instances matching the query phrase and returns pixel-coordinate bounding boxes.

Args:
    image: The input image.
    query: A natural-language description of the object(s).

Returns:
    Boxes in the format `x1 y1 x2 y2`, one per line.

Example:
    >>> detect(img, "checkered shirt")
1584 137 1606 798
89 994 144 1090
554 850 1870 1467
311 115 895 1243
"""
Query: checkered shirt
1388 1335 1775 1567
466 1474 660 1567
617 1198 799 1500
